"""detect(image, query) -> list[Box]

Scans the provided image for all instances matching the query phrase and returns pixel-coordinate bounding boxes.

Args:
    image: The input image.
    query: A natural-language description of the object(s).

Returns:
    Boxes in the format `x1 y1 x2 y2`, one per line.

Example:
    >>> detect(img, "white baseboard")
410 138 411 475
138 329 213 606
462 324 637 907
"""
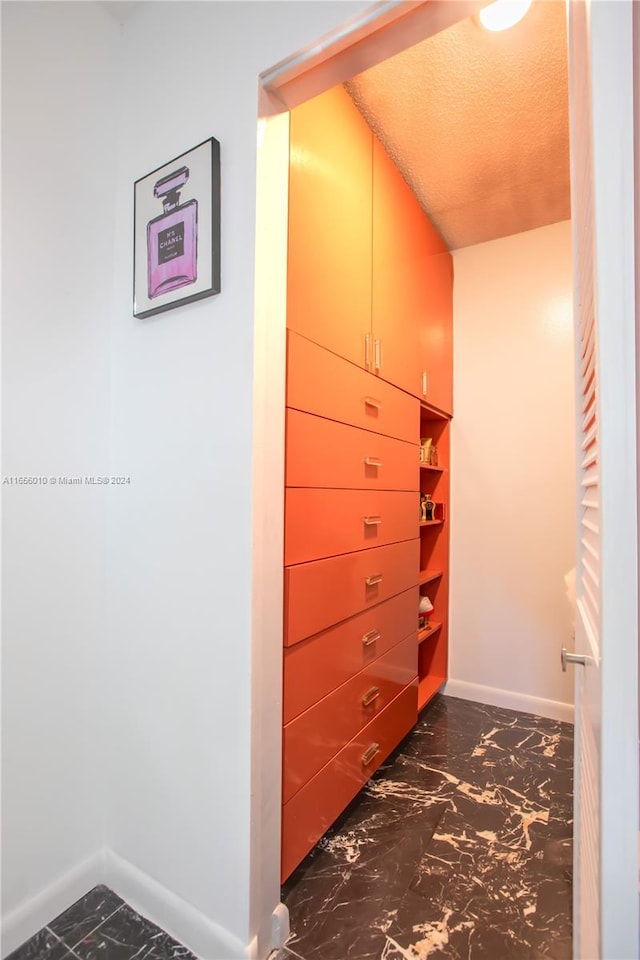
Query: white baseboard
2 850 251 960
443 678 574 724
1 850 105 958
104 850 247 960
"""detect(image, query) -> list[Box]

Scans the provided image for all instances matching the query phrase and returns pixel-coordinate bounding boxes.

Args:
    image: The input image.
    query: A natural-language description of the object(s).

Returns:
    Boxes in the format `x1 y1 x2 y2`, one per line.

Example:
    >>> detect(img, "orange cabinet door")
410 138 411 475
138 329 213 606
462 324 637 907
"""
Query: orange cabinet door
420 250 454 415
285 539 420 646
372 138 427 398
283 634 417 803
284 488 417 566
281 680 418 881
372 138 453 412
285 409 419 491
288 85 372 368
286 331 420 444
283 586 418 723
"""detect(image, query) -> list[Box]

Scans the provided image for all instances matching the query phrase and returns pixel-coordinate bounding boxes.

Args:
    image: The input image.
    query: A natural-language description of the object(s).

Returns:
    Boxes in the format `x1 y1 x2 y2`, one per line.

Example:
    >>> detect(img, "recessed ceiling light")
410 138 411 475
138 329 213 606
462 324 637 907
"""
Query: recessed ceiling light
479 0 532 31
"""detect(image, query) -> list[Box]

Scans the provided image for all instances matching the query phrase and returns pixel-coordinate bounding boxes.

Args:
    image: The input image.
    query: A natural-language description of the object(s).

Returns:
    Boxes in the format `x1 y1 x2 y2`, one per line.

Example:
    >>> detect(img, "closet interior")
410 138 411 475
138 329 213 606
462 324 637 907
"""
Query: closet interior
278 0 570 882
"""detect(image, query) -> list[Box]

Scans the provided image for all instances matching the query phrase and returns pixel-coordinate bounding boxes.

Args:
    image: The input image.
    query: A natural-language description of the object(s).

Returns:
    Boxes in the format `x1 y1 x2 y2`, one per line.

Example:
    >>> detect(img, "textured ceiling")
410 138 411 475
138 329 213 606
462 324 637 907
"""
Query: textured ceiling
345 1 570 250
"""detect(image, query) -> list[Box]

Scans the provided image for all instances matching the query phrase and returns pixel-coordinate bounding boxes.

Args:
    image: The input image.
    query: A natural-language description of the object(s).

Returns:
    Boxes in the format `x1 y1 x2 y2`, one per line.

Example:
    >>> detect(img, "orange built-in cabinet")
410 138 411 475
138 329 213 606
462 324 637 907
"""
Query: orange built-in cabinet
287 84 372 369
287 84 453 415
417 409 450 710
281 83 453 881
373 138 454 413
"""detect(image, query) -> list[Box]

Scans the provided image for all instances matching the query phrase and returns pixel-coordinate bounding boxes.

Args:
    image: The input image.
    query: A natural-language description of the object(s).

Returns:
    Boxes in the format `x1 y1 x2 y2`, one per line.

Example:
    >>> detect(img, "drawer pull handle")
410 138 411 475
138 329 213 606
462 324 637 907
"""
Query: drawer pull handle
364 396 382 410
364 516 382 526
365 574 383 586
362 629 381 646
362 686 381 707
364 457 383 467
362 742 380 767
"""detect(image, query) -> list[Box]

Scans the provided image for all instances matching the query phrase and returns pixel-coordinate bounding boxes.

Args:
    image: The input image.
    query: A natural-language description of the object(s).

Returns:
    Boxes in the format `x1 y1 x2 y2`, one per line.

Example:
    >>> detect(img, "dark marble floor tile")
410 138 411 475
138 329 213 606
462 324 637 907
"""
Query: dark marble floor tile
527 847 573 960
49 886 124 949
6 929 71 960
283 694 574 960
270 946 307 960
284 776 448 959
71 904 195 960
529 937 572 960
384 802 543 958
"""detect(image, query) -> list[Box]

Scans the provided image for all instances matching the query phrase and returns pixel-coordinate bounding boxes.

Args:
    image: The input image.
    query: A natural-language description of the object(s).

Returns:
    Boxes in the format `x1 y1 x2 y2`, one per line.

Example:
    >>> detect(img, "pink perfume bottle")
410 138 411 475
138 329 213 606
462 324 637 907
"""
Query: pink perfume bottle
147 166 198 299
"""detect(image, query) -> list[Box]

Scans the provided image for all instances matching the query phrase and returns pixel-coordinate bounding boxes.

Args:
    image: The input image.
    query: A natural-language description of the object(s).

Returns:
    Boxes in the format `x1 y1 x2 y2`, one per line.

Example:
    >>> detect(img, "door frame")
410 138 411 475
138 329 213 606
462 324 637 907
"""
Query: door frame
567 2 639 956
249 2 639 956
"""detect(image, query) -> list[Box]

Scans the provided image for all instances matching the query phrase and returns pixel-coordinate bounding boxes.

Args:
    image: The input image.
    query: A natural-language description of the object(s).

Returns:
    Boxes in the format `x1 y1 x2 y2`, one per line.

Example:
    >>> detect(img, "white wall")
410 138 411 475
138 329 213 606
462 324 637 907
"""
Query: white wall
2 3 372 958
9 5 574 959
1 0 119 949
448 221 576 720
105 4 368 959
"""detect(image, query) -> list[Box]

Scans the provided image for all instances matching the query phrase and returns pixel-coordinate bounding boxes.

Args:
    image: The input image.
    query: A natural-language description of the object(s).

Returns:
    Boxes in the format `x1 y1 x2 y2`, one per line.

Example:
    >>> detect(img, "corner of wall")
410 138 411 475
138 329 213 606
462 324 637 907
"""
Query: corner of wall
1 852 106 959
104 851 247 960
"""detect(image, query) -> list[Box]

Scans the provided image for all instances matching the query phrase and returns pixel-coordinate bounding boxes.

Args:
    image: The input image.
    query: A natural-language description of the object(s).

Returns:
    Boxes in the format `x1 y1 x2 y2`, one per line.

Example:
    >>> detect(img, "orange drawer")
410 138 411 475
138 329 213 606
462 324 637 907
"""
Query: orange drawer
281 679 418 881
285 538 419 646
287 331 419 444
285 408 419 491
283 634 416 803
283 587 418 723
284 488 417 565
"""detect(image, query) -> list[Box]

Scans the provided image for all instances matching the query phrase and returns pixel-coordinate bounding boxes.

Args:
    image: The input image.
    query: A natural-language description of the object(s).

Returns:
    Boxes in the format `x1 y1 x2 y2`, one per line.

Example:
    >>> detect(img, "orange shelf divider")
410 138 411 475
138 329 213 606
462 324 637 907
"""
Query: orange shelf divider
418 674 446 711
418 569 443 586
418 622 442 644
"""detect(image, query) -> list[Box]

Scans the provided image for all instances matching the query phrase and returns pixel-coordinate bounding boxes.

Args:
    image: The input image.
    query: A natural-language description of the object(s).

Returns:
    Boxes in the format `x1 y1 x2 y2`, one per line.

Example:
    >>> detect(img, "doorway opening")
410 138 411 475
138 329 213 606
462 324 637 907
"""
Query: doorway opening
250 3 638 959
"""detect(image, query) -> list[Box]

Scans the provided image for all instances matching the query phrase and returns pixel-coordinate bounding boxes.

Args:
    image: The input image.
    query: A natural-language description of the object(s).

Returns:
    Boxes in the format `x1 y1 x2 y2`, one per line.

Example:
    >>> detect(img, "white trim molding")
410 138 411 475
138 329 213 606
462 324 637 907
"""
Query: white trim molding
1 852 105 959
2 851 251 960
104 850 247 960
443 679 574 724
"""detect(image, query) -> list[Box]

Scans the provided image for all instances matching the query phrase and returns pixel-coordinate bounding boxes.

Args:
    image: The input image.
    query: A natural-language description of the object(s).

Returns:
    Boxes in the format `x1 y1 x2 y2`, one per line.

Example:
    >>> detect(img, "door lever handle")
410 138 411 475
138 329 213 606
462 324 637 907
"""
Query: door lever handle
561 646 589 672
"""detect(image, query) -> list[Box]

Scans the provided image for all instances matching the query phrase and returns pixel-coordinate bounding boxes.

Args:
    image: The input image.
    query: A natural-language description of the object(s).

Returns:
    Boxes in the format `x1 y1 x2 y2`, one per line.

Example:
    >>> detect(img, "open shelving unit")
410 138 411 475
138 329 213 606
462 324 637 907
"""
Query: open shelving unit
418 621 442 643
418 673 447 710
419 569 443 586
417 401 450 712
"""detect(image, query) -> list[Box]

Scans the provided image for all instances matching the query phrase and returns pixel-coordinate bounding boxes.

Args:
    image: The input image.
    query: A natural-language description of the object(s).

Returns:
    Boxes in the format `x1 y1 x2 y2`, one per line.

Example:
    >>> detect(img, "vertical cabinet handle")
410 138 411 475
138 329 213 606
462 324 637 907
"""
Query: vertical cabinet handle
362 629 381 646
361 742 380 766
422 371 428 396
374 339 382 372
364 333 371 371
361 686 381 707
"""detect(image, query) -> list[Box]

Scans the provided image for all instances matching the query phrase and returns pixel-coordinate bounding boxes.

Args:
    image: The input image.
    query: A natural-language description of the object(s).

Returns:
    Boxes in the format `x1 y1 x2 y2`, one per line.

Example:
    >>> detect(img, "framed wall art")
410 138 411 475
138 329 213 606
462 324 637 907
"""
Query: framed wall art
133 137 220 319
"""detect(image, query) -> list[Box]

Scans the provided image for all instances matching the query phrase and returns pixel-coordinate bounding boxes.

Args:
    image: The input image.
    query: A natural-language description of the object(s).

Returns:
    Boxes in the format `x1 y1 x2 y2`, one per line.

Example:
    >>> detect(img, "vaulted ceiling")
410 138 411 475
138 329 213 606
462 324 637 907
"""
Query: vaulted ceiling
346 0 570 250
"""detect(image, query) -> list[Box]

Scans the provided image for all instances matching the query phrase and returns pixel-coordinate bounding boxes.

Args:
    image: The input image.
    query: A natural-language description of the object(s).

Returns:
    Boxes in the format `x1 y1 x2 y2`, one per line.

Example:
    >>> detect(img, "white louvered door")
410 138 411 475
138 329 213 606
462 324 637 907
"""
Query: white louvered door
567 2 638 958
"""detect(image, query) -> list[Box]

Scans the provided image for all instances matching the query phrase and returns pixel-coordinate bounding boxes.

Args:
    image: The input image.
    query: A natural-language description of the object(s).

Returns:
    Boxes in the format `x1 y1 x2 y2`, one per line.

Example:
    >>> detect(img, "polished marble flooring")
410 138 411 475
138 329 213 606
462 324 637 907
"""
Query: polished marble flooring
6 886 195 960
6 697 572 960
276 694 573 960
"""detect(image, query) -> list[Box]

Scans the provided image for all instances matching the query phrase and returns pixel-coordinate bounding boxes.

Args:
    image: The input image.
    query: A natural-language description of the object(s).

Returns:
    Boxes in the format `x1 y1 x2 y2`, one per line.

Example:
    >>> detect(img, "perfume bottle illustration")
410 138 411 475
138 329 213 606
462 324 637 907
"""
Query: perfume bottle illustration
147 166 198 299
